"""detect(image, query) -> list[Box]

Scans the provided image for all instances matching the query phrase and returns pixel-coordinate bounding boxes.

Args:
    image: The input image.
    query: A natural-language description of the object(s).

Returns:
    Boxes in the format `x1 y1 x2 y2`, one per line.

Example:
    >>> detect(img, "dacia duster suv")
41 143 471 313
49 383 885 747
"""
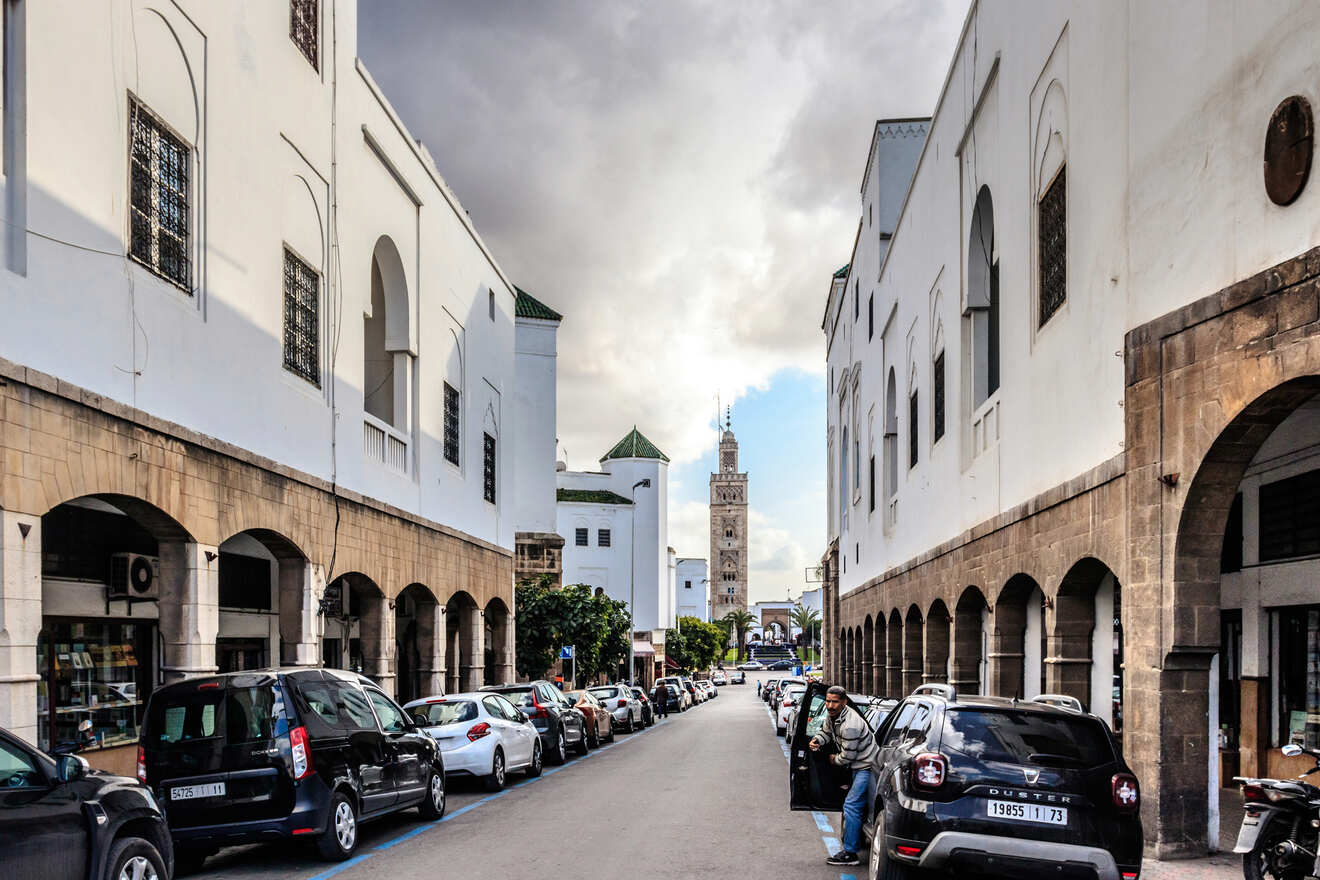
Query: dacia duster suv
790 683 1142 879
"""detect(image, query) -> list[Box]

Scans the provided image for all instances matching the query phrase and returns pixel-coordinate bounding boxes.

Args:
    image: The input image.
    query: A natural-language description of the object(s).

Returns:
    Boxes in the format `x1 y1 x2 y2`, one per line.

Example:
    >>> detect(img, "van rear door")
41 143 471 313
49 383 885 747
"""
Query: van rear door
142 675 295 829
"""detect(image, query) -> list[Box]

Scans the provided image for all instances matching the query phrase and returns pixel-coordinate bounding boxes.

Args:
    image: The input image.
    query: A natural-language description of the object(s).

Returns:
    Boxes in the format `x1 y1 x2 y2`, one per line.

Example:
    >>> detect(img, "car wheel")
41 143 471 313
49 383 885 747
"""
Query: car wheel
106 837 167 880
777 725 786 737
868 820 916 880
606 718 616 743
315 792 359 861
574 727 590 755
624 713 634 734
418 768 446 819
550 728 568 765
483 748 506 792
526 740 545 776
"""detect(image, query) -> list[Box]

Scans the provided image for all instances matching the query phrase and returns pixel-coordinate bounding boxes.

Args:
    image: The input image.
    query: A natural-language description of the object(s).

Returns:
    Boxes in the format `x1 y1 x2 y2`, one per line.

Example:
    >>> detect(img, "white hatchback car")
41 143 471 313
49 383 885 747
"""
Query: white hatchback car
776 684 807 736
404 692 543 791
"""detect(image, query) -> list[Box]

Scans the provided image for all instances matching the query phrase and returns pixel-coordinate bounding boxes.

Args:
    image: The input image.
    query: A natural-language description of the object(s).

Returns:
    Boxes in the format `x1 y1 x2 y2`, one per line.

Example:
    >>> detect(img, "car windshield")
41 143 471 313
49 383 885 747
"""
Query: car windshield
497 688 535 708
411 701 477 725
589 688 617 699
784 687 806 701
942 709 1116 768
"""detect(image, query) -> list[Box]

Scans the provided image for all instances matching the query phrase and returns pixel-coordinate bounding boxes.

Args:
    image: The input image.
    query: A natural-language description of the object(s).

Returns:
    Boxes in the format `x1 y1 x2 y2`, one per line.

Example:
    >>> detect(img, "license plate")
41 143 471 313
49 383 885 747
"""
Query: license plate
171 782 226 801
987 800 1068 825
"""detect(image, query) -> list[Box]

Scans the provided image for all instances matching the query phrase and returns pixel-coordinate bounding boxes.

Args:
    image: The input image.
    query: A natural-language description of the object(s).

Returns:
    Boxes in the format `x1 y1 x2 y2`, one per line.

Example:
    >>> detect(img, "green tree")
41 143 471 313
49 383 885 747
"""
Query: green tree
514 579 633 685
722 609 758 662
673 616 724 673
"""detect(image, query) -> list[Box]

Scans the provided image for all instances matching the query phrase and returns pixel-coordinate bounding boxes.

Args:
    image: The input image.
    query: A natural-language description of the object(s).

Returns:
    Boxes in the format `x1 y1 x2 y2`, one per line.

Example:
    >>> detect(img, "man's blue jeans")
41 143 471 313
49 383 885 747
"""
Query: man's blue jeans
841 767 873 854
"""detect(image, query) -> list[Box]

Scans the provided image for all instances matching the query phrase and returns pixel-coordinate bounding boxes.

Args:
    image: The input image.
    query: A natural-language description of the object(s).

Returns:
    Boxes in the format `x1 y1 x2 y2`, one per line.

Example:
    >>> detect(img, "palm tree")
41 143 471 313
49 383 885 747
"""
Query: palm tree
791 604 822 663
722 610 757 663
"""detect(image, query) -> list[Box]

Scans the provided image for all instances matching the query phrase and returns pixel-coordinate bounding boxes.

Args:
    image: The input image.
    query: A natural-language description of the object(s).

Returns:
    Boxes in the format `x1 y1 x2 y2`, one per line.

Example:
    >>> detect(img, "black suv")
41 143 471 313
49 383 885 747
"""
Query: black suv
480 681 588 763
0 725 173 880
140 668 445 870
789 682 1143 879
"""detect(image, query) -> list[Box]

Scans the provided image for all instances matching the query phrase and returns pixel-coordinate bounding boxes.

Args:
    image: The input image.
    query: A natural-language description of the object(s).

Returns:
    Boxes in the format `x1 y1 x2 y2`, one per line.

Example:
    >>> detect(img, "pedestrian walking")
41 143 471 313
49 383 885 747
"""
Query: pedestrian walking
756 679 763 697
651 680 669 718
809 685 878 867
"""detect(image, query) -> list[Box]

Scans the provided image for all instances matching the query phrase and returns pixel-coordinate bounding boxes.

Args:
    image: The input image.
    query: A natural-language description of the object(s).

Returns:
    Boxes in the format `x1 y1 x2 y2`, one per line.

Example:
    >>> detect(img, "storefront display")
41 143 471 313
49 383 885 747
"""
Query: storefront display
1278 605 1320 749
37 619 152 753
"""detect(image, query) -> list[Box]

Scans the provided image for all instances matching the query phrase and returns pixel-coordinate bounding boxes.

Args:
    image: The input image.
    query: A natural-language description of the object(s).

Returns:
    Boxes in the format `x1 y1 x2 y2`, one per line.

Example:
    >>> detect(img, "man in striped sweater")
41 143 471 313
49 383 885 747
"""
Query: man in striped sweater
809 685 878 866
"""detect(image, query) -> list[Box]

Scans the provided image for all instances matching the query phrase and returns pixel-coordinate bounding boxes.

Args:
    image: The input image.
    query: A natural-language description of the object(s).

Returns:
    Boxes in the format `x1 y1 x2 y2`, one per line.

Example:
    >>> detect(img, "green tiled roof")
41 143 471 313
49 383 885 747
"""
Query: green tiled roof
833 264 850 279
601 427 670 463
514 286 563 322
557 488 634 505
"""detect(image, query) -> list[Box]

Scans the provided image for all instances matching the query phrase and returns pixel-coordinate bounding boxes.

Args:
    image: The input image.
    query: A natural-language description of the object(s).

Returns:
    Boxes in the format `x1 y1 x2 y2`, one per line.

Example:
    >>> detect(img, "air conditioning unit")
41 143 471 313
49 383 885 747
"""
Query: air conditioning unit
109 553 160 600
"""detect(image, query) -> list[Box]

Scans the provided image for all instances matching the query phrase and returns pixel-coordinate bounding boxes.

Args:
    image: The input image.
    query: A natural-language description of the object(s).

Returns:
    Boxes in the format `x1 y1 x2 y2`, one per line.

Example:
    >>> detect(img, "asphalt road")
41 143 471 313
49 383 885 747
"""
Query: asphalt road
189 671 846 880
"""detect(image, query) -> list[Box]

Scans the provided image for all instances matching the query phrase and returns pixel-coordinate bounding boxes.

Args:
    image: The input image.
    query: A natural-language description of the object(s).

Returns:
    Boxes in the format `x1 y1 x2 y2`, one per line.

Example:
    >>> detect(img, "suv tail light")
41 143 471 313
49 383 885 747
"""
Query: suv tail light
467 722 492 742
527 704 550 719
782 699 793 707
290 725 314 780
618 699 627 708
1112 773 1139 811
913 753 946 789
136 745 147 784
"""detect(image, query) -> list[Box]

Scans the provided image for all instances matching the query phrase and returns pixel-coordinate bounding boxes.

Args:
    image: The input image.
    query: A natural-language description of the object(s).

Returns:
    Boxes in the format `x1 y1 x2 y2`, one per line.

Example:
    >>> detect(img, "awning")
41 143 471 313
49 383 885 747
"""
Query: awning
664 655 681 669
632 640 655 657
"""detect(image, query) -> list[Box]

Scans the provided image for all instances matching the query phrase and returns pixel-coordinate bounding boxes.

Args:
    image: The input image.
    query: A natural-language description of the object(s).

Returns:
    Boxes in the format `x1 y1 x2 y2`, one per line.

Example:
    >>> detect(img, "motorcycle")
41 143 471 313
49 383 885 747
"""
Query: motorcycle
1234 743 1320 880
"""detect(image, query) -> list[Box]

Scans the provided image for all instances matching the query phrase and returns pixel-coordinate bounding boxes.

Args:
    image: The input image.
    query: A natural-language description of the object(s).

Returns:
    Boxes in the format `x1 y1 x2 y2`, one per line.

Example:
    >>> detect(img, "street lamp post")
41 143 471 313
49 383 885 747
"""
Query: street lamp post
628 478 651 685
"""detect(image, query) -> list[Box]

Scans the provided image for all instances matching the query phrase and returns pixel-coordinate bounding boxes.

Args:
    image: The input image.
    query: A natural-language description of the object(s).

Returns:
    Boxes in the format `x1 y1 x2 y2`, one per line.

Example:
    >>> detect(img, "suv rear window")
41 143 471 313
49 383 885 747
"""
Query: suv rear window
499 688 535 708
145 684 278 746
942 709 1116 768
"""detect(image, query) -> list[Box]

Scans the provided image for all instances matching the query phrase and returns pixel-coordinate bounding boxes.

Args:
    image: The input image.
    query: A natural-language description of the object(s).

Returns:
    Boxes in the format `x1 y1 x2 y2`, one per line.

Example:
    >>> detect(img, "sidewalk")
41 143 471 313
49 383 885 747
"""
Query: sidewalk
1141 852 1238 879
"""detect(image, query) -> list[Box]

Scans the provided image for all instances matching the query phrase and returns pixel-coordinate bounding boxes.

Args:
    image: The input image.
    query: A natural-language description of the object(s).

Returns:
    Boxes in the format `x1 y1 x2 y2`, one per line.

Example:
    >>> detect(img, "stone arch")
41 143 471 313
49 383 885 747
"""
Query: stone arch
395 583 441 704
1049 556 1120 713
445 590 482 693
322 571 391 688
952 586 989 694
924 598 950 685
991 573 1044 698
902 604 924 695
886 608 904 697
861 615 875 694
364 235 414 433
484 596 513 687
216 527 319 670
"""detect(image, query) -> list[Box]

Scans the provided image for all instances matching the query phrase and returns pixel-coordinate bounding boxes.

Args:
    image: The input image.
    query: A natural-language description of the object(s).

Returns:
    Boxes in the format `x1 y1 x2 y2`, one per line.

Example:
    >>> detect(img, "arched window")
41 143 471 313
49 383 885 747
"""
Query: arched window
883 369 898 504
967 186 999 407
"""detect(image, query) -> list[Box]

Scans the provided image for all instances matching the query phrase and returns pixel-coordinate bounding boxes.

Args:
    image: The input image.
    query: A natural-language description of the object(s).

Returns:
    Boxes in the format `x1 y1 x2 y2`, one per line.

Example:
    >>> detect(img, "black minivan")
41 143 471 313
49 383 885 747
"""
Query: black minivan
140 668 445 870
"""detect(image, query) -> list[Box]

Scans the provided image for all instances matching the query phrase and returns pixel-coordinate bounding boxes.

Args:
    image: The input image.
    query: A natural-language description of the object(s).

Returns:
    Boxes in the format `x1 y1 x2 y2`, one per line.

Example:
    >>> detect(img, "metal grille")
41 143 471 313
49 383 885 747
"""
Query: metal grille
443 383 460 465
129 100 191 291
933 352 945 441
283 249 320 385
598 529 611 547
290 0 319 70
483 433 496 503
908 391 919 468
575 528 588 546
1038 165 1066 326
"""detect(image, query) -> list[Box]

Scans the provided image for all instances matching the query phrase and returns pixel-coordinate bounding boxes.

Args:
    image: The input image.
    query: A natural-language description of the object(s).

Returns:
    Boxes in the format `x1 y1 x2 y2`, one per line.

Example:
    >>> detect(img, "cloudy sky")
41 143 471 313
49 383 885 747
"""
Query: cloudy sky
358 1 967 604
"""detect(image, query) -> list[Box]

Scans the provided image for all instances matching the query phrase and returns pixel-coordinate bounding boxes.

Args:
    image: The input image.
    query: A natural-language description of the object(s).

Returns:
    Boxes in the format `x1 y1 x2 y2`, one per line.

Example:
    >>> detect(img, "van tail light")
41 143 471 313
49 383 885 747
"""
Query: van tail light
913 753 946 790
895 844 924 857
467 722 492 742
618 699 627 708
290 726 314 780
136 745 147 784
1112 773 1139 811
1120 873 1139 880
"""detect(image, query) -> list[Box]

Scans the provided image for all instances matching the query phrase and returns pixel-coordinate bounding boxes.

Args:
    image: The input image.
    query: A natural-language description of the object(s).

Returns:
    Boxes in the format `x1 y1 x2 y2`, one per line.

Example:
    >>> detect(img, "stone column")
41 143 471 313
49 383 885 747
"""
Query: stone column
0 511 43 745
279 560 323 667
923 614 950 684
359 593 396 697
158 541 220 683
500 614 516 686
460 606 484 691
949 608 983 694
445 613 461 694
902 622 924 695
886 626 903 698
416 601 445 696
1046 595 1095 705
988 603 1026 698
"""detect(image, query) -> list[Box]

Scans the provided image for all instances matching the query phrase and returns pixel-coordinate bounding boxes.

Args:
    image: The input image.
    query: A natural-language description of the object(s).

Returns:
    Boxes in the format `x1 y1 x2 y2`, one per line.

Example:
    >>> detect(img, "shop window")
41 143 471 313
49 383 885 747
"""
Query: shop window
217 637 268 673
37 619 151 753
1221 492 1243 573
218 552 273 610
128 98 191 291
1277 605 1320 748
41 505 156 582
1220 610 1242 750
1260 469 1320 562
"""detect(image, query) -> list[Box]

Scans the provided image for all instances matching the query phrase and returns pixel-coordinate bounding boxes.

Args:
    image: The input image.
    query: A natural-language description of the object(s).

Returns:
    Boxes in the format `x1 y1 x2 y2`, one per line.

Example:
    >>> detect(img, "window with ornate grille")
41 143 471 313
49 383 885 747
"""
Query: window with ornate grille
281 249 319 385
575 528 588 546
290 0 319 70
1038 165 1066 327
443 383 460 465
933 352 945 442
909 390 919 468
598 529 611 547
129 99 191 291
483 433 496 503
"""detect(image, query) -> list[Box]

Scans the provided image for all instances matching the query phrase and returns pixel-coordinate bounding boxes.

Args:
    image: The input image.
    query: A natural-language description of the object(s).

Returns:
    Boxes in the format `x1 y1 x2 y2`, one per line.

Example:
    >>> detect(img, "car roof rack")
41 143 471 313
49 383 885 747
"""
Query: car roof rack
911 683 957 702
1030 693 1085 713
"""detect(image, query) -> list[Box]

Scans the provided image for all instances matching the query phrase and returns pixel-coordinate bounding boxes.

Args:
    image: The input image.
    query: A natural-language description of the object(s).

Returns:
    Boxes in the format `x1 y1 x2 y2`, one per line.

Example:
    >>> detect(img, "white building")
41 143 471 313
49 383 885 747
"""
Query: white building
557 428 673 675
823 0 1320 857
675 558 709 621
512 288 566 585
0 0 534 772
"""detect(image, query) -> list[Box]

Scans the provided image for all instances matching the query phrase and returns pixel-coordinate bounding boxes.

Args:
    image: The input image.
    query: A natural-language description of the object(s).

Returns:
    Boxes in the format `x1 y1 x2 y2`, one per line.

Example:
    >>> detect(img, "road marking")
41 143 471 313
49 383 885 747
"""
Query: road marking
840 874 858 880
814 812 834 833
823 836 841 855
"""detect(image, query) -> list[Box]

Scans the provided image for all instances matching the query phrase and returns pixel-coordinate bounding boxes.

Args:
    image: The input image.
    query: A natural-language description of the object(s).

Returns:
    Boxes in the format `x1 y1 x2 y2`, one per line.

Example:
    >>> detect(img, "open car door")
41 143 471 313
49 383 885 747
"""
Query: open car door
788 681 865 811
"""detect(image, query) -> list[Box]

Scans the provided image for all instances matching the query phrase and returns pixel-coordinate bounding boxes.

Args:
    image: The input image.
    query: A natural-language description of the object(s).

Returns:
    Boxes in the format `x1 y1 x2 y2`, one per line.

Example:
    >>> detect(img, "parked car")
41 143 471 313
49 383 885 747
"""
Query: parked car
565 690 614 745
655 683 684 713
656 677 691 710
588 685 643 732
762 678 780 703
737 660 765 670
480 680 589 763
697 679 718 698
0 725 173 880
629 687 654 726
404 692 542 791
776 683 807 736
140 668 446 868
685 679 705 704
789 683 1143 879
767 658 796 671
711 671 727 686
730 671 746 684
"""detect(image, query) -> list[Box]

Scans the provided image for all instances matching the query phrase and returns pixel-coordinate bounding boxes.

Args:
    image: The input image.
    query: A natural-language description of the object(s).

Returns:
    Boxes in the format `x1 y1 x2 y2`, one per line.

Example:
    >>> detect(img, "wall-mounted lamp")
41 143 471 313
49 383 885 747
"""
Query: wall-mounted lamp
1159 472 1180 488
204 550 218 563
17 522 31 540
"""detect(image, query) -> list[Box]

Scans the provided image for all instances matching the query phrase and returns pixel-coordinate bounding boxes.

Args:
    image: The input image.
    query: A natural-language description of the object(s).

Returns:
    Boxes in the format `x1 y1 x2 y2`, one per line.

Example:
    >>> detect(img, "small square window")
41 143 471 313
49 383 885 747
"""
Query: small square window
598 529 611 547
575 528 588 547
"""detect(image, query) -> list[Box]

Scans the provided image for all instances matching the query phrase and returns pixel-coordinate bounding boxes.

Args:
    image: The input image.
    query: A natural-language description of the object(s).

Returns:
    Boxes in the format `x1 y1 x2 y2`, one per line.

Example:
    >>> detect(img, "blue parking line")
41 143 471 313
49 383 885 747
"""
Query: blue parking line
823 836 841 855
813 812 834 834
840 874 858 880
305 853 370 880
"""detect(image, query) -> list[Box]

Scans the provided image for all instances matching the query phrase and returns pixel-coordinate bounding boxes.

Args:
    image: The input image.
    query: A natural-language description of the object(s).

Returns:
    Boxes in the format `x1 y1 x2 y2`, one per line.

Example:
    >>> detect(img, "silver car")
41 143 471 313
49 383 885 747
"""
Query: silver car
588 685 643 732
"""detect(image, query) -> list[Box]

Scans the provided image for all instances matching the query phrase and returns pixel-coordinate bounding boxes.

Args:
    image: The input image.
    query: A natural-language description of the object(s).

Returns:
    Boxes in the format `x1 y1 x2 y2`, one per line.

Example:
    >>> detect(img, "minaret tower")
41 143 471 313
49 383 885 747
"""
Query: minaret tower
710 408 748 616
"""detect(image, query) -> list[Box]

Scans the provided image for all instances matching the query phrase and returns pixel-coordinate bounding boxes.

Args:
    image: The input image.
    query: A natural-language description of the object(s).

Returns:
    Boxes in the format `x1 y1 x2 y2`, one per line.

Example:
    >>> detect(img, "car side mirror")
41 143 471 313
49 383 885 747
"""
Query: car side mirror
57 754 89 784
1282 743 1304 758
518 710 530 723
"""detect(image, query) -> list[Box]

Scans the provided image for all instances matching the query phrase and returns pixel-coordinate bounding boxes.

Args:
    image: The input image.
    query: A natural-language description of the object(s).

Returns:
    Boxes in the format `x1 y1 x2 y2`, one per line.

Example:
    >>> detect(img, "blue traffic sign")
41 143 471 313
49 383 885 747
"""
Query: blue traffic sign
559 646 574 660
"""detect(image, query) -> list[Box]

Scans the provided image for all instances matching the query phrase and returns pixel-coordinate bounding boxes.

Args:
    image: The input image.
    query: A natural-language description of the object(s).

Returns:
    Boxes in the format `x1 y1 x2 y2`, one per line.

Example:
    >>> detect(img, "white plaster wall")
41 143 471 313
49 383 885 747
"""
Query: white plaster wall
2 1 517 552
675 558 708 621
513 317 559 534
